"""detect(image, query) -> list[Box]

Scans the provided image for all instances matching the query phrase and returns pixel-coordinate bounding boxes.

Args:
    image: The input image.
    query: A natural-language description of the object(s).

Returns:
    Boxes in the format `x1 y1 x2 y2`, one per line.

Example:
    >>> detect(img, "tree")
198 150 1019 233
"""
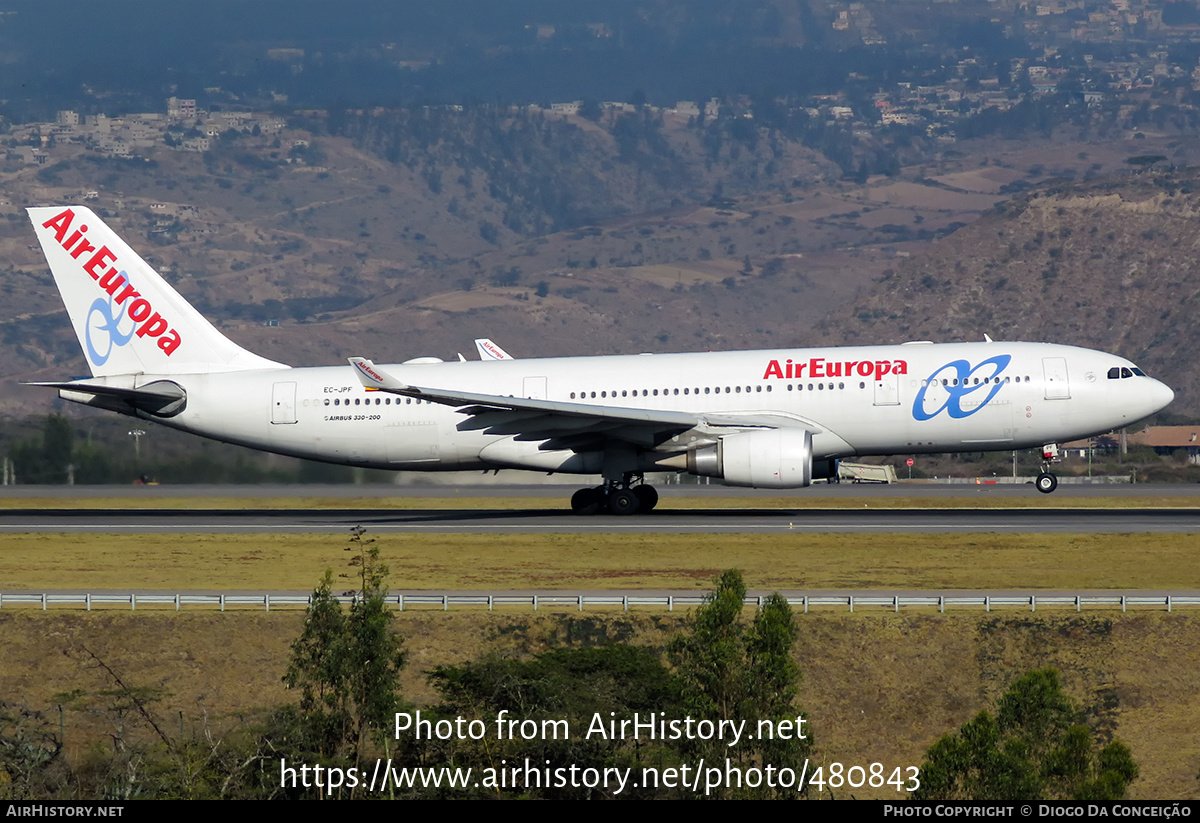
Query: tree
915 669 1138 801
427 644 681 798
669 569 748 725
282 570 352 759
281 527 406 793
0 701 62 799
1125 154 1167 172
8 414 74 484
342 526 407 772
668 570 812 798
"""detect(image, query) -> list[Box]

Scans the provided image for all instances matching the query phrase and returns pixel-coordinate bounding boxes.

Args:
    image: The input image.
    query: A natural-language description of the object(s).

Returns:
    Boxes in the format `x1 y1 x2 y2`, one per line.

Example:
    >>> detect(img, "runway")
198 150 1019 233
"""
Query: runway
0 483 1196 533
1 505 1197 533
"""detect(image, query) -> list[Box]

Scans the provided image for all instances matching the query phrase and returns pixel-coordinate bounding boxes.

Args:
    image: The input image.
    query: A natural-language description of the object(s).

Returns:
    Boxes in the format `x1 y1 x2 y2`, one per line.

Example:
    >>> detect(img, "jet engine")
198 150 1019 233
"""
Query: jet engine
687 429 815 488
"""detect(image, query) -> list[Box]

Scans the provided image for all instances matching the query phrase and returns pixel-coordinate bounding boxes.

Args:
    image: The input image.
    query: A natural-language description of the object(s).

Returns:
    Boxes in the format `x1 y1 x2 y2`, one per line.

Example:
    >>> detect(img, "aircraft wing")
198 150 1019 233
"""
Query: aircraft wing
349 357 816 451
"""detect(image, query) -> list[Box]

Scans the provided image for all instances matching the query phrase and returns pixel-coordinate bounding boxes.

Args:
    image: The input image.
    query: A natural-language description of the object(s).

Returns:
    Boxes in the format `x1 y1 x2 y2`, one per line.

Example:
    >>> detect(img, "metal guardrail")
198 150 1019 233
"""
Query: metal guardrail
0 592 1196 613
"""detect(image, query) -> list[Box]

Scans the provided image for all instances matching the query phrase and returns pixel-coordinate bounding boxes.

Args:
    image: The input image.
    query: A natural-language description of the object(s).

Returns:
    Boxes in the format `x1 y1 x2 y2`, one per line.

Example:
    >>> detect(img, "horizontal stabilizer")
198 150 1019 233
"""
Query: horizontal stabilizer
28 378 187 417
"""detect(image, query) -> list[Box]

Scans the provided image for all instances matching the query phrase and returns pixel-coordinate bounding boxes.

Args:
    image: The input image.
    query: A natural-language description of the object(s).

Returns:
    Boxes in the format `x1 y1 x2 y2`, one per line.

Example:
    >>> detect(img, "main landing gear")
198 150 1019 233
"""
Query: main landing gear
1035 443 1060 495
570 474 659 516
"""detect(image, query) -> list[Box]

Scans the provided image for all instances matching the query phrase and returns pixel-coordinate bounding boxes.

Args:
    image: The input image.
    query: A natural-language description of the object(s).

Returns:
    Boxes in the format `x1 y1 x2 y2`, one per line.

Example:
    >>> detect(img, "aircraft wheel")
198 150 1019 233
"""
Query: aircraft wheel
570 487 603 515
608 488 641 516
1035 473 1058 494
633 485 659 512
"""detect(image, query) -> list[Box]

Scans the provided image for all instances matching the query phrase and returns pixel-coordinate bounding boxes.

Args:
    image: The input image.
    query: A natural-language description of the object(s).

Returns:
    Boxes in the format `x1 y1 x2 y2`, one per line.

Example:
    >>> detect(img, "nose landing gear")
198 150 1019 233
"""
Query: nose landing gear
1035 443 1060 494
570 474 659 515
1035 472 1058 494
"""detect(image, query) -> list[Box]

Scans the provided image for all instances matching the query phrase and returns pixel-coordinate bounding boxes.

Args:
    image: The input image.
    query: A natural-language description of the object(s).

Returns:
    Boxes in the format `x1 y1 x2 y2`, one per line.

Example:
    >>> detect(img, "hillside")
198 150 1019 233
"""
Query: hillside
0 610 1195 799
822 167 1200 417
2 113 1198 421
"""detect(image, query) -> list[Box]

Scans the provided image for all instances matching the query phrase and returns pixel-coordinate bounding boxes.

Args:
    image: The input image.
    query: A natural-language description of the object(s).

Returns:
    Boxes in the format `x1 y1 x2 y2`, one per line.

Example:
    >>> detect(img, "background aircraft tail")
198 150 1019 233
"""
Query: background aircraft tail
28 206 285 377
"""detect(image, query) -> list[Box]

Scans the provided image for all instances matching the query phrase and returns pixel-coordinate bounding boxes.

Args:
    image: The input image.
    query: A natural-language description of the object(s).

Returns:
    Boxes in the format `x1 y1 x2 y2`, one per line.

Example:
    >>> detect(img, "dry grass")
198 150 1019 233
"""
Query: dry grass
0 610 1195 799
0 532 1197 591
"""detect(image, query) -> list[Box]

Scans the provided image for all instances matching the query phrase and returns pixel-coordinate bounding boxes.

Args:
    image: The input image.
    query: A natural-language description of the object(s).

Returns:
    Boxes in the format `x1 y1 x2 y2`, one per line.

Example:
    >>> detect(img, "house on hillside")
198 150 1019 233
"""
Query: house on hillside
1129 426 1200 463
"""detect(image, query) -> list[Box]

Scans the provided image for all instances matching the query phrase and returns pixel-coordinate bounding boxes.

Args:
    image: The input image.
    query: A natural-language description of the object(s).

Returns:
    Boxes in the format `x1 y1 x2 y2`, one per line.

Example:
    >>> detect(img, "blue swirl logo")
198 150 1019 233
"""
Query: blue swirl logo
84 287 136 367
912 354 1011 421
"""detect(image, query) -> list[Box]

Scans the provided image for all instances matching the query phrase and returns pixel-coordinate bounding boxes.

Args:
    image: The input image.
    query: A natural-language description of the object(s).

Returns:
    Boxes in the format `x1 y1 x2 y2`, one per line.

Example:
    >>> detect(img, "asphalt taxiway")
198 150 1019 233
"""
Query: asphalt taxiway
0 483 1196 533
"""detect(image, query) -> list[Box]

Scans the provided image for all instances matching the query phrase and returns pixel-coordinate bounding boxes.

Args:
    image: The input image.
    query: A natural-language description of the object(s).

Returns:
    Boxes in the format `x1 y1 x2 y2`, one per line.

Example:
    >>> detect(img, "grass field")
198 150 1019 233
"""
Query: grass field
0 532 1197 592
0 495 1195 799
0 609 1196 799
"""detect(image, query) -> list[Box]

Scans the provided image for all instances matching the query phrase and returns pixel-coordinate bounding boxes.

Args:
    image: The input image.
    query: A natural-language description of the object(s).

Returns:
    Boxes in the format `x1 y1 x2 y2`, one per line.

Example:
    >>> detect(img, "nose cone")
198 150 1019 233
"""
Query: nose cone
1151 379 1175 414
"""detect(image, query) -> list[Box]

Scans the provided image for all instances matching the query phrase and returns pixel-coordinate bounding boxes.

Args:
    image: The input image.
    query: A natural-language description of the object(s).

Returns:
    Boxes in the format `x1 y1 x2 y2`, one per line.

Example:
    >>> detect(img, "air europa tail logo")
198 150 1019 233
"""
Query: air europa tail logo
763 357 907 381
352 360 385 383
41 209 182 360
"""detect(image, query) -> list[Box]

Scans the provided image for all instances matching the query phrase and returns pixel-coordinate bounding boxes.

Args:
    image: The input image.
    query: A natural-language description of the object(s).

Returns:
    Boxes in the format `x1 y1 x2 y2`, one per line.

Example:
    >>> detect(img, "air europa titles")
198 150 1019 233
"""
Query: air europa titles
762 357 907 381
40 209 182 356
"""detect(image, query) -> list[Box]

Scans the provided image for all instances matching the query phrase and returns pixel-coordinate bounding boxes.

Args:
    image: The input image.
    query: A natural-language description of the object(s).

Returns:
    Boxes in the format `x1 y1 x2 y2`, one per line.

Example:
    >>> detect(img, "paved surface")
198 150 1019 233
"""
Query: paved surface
2 481 1198 500
0 483 1195 533
0 505 1197 533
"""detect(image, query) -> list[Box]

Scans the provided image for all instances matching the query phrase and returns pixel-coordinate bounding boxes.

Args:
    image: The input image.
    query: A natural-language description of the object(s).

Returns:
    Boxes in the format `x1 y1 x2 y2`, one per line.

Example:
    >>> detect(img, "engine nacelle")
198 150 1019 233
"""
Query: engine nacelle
688 429 814 488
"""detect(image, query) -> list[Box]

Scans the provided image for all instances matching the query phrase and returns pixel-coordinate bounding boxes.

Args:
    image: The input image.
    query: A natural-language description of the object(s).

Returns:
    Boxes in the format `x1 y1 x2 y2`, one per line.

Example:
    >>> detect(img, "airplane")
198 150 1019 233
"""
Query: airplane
24 205 1175 514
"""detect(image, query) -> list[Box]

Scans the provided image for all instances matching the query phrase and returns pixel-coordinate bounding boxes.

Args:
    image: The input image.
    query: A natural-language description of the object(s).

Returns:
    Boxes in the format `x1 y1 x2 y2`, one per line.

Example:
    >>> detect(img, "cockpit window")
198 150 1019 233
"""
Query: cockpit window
1109 366 1146 379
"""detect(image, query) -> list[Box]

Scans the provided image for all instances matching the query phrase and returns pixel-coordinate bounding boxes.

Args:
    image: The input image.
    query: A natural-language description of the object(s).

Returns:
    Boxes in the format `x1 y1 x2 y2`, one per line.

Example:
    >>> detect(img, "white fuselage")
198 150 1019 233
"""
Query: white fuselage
120 341 1172 476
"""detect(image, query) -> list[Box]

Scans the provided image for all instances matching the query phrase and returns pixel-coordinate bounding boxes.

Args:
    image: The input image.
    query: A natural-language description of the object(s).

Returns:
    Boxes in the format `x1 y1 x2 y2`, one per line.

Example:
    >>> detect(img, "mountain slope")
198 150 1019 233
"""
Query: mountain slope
821 169 1200 417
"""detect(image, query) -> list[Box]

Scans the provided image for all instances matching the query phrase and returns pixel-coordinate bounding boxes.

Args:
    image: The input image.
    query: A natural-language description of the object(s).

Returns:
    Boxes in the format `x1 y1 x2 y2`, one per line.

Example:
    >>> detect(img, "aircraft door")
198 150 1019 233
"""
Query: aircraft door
873 373 900 406
523 376 547 400
1042 358 1070 400
271 382 297 424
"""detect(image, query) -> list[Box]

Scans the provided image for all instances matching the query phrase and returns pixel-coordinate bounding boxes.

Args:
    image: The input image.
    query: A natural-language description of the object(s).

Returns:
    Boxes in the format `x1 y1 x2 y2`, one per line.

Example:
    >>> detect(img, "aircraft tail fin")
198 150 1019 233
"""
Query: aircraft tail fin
28 206 286 377
475 338 515 360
